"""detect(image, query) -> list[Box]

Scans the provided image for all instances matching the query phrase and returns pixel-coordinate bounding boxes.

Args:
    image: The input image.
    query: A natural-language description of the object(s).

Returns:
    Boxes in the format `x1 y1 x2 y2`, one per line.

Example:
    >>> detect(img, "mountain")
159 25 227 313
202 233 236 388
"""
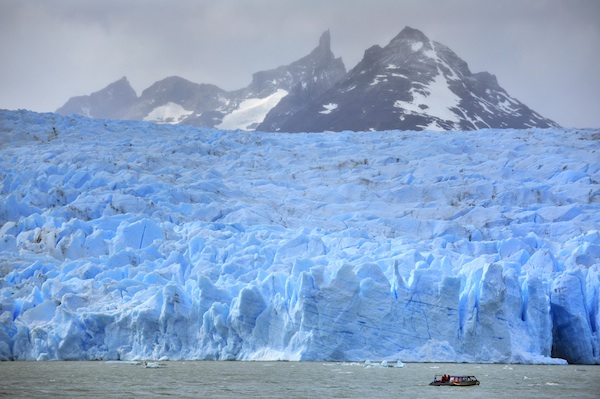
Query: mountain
56 77 137 119
55 31 346 130
267 27 558 132
213 30 346 131
256 30 346 132
123 77 227 125
56 27 558 131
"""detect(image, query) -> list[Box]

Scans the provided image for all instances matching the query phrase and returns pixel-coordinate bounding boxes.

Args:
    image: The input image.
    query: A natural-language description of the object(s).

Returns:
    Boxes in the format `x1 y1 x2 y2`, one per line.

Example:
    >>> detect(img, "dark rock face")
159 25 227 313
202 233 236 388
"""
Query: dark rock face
271 27 558 132
218 30 346 130
256 30 346 132
56 31 346 130
56 27 558 131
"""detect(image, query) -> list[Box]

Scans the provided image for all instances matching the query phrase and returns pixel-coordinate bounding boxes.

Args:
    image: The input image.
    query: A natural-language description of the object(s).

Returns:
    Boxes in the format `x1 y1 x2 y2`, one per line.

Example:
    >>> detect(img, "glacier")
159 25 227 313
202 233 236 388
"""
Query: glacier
0 109 598 364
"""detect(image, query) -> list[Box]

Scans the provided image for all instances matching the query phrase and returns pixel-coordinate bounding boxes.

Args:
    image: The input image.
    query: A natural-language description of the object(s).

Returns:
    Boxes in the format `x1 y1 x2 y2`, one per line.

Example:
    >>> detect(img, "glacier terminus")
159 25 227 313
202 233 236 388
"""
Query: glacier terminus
0 110 599 364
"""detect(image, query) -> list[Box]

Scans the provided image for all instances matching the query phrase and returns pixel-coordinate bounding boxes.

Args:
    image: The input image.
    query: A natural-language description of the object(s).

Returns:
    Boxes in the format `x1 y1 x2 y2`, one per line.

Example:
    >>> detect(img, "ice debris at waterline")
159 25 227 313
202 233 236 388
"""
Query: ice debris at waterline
0 109 599 364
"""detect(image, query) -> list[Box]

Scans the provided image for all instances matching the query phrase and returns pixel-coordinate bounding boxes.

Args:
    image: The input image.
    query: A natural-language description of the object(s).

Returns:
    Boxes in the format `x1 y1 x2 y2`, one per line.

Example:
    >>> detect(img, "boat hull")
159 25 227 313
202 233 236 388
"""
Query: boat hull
429 381 480 386
429 375 480 386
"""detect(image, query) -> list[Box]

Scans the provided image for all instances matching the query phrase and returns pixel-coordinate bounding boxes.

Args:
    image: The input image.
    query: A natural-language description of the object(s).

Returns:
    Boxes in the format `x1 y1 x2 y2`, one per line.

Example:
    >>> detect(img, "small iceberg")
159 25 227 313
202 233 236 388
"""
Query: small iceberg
364 360 405 368
105 361 142 366
144 361 167 368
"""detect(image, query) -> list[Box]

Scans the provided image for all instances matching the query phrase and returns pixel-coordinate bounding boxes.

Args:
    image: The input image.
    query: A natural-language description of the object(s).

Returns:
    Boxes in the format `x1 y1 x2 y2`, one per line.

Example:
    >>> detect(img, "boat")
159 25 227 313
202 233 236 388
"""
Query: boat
429 374 480 386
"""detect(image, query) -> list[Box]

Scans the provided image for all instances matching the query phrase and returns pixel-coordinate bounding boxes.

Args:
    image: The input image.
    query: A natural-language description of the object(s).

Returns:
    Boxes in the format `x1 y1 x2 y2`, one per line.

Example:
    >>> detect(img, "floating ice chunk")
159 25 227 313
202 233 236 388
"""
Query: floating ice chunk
105 360 142 365
144 361 167 368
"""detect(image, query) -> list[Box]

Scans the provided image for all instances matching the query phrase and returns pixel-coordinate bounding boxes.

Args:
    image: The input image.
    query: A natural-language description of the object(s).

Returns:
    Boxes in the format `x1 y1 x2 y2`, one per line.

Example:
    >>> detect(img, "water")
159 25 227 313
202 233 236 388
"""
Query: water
0 361 598 398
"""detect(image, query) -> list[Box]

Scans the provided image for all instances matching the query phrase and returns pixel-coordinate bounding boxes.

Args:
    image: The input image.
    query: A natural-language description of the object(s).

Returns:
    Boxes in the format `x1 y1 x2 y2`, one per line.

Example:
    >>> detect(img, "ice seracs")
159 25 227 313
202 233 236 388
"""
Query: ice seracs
0 110 598 364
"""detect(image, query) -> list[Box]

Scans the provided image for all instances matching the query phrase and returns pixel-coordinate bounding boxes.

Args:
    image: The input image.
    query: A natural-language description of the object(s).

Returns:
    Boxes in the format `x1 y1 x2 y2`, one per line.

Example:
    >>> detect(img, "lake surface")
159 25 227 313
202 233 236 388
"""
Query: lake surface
0 361 598 398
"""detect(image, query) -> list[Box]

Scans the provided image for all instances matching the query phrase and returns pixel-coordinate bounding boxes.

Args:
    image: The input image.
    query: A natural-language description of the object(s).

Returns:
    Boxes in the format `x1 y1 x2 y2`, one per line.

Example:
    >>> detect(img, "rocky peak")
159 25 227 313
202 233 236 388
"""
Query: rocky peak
56 76 137 119
389 26 431 46
90 77 138 106
271 26 559 132
295 29 337 65
317 29 332 56
247 30 345 97
138 76 223 103
121 76 226 122
381 27 436 68
255 31 347 131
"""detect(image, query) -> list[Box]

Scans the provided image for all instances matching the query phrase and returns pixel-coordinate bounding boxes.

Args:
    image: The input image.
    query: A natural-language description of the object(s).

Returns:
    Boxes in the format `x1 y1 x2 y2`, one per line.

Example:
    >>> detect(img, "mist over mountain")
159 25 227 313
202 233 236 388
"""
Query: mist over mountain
56 27 558 131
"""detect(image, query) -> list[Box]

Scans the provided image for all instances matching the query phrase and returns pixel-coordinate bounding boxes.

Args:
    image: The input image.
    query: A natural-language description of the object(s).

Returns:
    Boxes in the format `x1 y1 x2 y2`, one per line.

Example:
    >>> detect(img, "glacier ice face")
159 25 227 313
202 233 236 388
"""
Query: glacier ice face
0 109 599 364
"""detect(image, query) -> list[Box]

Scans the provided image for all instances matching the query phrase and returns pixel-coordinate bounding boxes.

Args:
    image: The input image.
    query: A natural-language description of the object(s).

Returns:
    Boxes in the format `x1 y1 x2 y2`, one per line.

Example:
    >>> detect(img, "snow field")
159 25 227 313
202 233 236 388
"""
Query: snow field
0 109 598 363
217 89 289 131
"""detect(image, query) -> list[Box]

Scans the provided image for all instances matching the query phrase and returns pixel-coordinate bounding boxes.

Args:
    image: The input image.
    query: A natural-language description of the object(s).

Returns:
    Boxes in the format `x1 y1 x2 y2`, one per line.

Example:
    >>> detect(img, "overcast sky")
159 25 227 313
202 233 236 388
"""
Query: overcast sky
1 0 599 128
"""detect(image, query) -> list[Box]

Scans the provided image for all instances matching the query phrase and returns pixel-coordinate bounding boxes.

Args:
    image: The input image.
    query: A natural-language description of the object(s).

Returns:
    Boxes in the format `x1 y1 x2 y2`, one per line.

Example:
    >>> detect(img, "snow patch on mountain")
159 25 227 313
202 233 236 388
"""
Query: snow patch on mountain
370 75 390 86
217 89 288 131
143 102 193 124
411 42 424 52
319 103 338 114
394 68 461 126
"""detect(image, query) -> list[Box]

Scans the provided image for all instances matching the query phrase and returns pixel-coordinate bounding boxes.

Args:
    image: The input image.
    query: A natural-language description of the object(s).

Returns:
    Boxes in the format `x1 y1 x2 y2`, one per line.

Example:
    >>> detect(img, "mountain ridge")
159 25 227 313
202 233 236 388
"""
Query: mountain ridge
270 26 558 132
56 27 558 131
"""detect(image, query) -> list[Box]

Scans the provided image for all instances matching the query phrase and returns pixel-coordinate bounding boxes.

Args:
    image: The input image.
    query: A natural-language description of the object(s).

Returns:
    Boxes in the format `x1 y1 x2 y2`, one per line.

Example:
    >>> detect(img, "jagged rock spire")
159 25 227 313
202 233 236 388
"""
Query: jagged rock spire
319 29 331 51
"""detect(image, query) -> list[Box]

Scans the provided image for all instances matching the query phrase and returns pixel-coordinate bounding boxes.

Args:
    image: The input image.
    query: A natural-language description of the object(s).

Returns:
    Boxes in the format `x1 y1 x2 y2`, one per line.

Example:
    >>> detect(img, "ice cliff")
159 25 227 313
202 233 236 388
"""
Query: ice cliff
0 109 598 363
